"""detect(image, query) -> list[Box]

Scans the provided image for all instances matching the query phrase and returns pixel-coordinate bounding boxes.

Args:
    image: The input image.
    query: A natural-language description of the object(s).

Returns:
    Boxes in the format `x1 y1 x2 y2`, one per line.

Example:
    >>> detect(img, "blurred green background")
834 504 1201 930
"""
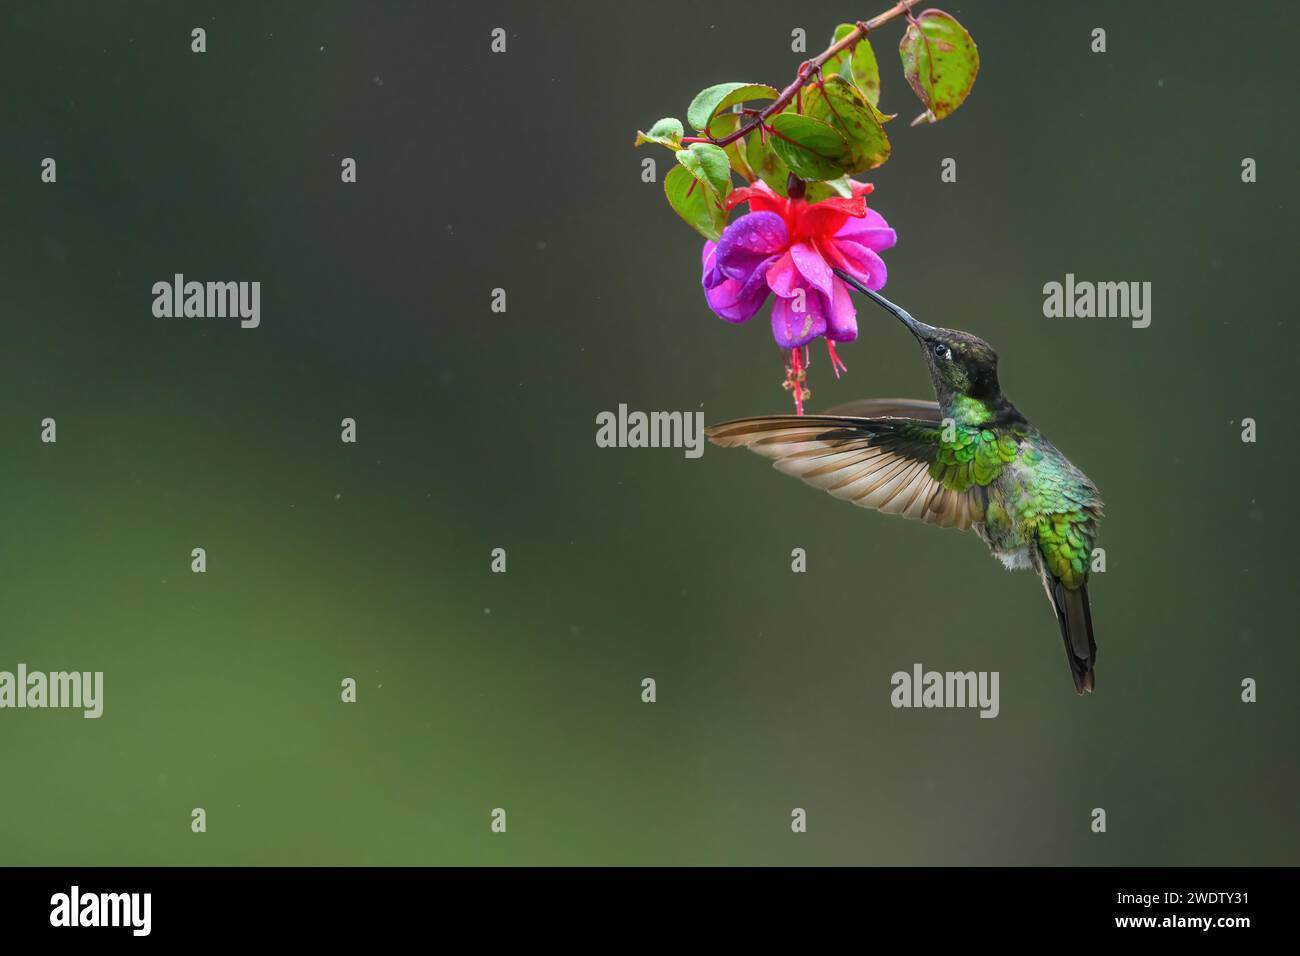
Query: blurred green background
1 1 1295 865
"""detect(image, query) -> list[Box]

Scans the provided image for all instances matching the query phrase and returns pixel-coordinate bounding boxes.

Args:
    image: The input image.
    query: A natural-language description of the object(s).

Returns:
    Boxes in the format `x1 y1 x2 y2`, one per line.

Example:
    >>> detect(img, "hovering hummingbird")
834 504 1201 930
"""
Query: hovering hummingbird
706 272 1104 694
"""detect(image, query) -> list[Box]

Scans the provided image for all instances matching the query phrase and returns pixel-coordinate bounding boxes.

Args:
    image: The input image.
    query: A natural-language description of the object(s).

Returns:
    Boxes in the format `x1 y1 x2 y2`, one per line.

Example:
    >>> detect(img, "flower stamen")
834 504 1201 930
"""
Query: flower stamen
826 340 848 378
783 347 811 415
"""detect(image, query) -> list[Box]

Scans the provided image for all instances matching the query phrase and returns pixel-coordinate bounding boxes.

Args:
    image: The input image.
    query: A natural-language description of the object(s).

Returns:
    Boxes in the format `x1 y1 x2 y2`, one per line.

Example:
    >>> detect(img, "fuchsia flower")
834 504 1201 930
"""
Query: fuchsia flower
700 179 897 412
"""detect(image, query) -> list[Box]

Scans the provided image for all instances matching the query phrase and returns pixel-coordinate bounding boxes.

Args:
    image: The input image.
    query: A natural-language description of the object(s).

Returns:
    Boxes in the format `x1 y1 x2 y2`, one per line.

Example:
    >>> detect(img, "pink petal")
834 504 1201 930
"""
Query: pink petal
825 277 858 342
765 252 801 298
827 237 889 291
789 241 833 298
834 208 897 252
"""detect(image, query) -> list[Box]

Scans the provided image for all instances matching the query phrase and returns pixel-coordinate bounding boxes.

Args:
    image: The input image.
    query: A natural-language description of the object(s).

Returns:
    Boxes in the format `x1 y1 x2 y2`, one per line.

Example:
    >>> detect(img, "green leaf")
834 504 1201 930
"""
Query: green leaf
849 35 881 108
767 112 852 182
802 75 890 174
709 83 778 118
665 142 733 242
663 165 726 241
687 82 779 132
823 24 858 79
899 9 979 122
675 142 732 202
743 127 789 196
822 26 881 109
634 117 684 149
707 112 756 182
805 176 855 202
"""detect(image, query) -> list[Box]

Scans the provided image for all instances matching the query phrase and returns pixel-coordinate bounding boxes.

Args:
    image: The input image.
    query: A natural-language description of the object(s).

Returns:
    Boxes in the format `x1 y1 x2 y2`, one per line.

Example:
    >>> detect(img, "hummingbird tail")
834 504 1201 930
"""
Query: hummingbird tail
1046 576 1097 695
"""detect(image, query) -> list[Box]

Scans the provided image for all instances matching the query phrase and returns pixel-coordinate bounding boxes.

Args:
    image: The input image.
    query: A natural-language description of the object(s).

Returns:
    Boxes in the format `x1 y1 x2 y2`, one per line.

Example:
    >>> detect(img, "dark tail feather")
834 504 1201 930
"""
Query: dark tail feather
1047 577 1097 694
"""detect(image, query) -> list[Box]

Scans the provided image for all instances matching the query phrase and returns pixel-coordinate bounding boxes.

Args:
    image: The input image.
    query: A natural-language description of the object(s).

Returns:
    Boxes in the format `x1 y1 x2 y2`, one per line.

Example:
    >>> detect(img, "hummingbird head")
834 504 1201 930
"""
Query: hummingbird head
833 271 1002 404
914 325 1001 404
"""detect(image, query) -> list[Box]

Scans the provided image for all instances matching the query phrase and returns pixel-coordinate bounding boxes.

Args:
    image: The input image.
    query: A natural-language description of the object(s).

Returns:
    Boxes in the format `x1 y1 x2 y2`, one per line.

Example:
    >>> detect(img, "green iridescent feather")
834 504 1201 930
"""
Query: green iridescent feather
931 424 1019 491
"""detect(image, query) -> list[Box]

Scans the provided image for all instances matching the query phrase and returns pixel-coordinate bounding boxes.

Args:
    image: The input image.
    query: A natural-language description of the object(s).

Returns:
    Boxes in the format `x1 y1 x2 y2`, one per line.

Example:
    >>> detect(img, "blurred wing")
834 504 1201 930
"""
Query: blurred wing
706 411 985 530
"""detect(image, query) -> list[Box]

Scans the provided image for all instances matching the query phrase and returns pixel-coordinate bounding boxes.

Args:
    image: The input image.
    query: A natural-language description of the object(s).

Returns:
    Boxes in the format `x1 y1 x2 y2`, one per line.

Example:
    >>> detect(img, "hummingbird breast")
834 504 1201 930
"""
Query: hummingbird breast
977 431 1102 581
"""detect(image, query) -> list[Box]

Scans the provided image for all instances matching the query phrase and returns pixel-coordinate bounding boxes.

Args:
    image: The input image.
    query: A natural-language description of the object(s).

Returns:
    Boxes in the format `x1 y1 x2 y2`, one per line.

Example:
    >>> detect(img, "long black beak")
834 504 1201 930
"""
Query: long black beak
833 268 935 339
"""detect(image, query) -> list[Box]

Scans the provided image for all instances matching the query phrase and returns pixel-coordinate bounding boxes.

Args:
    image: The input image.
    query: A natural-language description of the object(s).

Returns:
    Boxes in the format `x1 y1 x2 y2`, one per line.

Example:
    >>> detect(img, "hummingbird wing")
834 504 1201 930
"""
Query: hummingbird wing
819 398 944 421
705 403 985 530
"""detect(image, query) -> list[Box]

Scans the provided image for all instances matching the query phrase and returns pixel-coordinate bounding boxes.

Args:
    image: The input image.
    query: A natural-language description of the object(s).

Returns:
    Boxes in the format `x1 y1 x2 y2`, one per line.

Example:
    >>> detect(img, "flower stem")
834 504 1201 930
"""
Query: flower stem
707 0 927 149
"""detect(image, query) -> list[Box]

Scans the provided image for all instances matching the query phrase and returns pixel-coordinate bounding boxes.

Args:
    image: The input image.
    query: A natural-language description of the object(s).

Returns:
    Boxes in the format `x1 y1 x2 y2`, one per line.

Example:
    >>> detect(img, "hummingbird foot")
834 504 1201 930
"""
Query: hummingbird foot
781 346 811 416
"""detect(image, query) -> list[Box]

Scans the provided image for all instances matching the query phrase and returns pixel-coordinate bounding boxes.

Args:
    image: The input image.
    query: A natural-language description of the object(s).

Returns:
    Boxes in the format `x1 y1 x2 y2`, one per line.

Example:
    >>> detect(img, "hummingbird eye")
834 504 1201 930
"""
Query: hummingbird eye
932 342 948 357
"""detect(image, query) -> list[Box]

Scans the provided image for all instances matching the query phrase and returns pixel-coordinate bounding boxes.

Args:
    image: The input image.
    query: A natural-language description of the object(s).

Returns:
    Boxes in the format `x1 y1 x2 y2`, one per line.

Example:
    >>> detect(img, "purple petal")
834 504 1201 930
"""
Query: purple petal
701 241 725 291
770 290 828 348
716 212 789 281
705 254 778 323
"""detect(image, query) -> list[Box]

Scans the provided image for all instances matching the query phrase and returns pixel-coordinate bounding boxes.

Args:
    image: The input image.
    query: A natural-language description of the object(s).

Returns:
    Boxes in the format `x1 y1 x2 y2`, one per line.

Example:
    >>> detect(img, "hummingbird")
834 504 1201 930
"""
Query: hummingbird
706 272 1104 694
